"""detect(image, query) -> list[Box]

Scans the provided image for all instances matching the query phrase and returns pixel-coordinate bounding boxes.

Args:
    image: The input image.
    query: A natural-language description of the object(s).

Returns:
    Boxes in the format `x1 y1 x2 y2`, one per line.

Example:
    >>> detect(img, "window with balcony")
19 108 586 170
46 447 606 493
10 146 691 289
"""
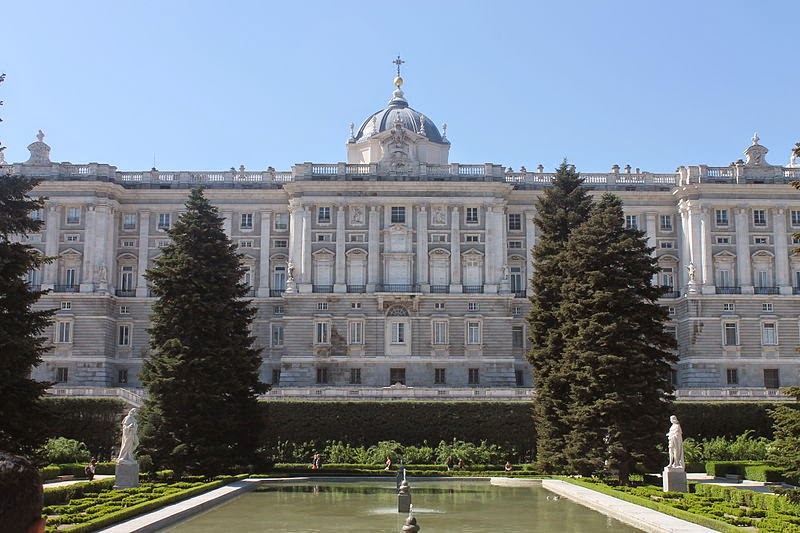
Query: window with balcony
391 206 406 224
123 213 137 230
157 213 171 230
508 213 521 230
274 213 289 230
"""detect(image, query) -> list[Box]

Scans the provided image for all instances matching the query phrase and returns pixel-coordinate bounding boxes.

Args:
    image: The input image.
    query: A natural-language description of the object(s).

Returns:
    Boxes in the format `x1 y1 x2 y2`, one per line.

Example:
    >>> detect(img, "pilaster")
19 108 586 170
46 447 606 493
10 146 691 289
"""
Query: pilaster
222 210 232 237
774 207 791 294
334 205 346 293
700 207 714 294
735 207 753 292
367 206 380 291
80 205 97 293
257 210 272 297
43 203 61 288
416 205 429 289
136 211 150 296
525 210 536 281
485 205 504 292
450 206 462 292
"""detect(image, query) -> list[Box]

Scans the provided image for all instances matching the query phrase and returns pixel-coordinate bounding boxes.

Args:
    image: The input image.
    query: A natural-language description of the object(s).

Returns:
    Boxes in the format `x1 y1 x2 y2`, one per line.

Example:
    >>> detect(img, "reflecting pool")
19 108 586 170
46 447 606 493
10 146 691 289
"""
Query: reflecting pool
167 480 642 532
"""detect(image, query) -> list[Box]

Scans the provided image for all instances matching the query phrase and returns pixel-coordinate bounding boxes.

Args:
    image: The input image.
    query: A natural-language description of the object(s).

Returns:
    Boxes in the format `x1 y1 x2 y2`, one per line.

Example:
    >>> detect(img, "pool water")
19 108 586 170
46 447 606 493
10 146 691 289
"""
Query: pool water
166 480 642 532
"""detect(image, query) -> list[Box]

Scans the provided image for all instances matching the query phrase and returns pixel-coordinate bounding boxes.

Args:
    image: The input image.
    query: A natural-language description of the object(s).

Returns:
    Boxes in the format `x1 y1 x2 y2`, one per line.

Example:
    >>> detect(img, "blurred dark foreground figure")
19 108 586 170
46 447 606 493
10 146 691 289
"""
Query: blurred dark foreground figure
0 452 45 533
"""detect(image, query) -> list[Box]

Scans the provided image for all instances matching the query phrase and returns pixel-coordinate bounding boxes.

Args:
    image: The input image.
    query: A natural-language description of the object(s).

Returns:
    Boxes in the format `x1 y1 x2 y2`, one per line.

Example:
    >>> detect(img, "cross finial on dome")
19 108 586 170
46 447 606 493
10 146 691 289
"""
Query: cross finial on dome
393 55 405 78
752 132 760 145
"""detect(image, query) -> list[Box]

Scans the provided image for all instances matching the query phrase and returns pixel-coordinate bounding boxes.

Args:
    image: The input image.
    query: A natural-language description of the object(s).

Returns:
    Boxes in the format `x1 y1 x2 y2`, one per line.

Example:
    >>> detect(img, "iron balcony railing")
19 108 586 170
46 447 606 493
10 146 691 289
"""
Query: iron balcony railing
513 290 527 298
53 285 79 293
269 289 285 298
430 285 450 294
794 286 800 295
378 284 419 293
115 289 136 297
313 285 334 293
347 285 366 293
754 286 779 295
660 290 681 299
463 285 484 294
716 286 742 294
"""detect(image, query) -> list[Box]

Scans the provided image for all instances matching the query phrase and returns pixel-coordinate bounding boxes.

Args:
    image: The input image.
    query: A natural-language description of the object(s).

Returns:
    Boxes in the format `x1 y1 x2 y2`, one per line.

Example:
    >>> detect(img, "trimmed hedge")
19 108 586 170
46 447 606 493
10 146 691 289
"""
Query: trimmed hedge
43 478 116 506
674 402 798 439
43 397 128 459
705 461 786 482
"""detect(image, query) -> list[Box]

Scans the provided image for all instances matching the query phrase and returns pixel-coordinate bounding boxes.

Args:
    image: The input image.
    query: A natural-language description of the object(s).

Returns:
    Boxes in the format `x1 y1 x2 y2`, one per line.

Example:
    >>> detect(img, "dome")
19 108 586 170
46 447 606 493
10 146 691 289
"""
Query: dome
353 87 447 144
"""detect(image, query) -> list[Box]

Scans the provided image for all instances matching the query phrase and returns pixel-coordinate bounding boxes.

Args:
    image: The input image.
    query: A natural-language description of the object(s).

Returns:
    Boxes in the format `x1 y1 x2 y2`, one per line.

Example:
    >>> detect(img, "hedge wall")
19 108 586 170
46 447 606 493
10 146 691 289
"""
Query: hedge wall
43 398 128 459
260 401 536 451
674 402 798 439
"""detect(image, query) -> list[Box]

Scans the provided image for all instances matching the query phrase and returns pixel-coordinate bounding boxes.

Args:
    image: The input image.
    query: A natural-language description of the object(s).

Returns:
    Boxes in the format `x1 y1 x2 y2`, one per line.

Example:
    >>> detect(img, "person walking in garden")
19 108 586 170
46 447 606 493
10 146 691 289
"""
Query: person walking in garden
385 456 393 471
446 455 454 471
84 457 97 481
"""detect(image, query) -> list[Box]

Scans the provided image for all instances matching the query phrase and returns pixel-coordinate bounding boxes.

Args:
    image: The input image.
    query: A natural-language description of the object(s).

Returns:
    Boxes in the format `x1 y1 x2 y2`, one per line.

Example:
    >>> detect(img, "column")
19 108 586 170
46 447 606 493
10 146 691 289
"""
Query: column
774 207 790 294
525 210 536 281
80 205 97 293
678 204 690 290
417 206 429 289
43 203 61 288
735 207 753 292
300 207 312 289
699 207 714 294
367 205 380 291
257 210 272 297
645 212 658 287
450 206 462 292
485 205 504 292
286 202 301 293
334 205 346 293
136 211 150 296
100 204 117 293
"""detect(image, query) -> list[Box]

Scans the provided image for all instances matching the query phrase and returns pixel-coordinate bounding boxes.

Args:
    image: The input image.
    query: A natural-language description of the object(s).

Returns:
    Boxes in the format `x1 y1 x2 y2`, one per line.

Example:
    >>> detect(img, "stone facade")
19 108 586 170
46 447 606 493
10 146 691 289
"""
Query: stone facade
8 81 800 397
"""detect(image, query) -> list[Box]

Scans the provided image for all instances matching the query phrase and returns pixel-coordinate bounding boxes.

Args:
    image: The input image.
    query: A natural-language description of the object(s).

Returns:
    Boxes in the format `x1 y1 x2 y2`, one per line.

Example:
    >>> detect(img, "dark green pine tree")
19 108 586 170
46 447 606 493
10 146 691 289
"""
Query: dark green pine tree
768 387 800 482
557 193 677 482
0 174 55 455
139 187 267 475
526 161 593 472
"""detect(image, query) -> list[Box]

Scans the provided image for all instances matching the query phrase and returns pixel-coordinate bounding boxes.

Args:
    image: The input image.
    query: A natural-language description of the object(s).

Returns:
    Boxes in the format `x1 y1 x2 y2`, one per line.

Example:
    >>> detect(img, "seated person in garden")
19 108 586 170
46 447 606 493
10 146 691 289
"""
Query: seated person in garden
0 452 46 533
505 461 513 472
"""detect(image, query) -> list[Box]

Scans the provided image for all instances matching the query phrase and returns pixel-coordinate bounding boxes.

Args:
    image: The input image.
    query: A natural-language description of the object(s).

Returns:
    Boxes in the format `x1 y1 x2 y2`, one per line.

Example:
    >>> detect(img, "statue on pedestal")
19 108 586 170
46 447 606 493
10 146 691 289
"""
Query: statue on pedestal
666 415 684 469
117 408 139 463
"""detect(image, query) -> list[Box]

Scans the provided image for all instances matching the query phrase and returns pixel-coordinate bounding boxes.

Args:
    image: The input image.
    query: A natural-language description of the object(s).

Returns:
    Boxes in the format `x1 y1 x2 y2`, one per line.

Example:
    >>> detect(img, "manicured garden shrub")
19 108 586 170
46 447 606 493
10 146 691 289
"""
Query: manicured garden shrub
704 460 785 481
43 397 128 459
40 465 61 481
674 402 796 439
40 437 92 464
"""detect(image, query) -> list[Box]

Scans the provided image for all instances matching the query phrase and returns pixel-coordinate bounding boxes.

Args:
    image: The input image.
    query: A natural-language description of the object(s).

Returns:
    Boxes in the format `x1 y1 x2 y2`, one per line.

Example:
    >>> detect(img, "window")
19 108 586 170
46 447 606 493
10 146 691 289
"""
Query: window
315 322 330 344
466 207 479 224
659 241 674 249
756 270 769 288
512 306 522 317
318 206 331 224
56 367 69 383
119 305 129 314
65 234 79 242
764 369 780 389
716 236 731 245
60 301 71 310
350 368 362 384
348 234 365 242
664 325 677 339
508 213 521 231
726 368 738 385
123 214 137 230
723 303 735 312
467 302 479 311
242 265 253 288
465 234 479 243
273 266 286 291
388 368 407 385
121 240 135 247
512 326 524 349
723 322 738 346
157 213 171 230
348 321 364 345
762 303 774 312
271 324 284 347
391 206 406 224
434 302 446 311
433 320 448 345
273 305 284 315
718 269 732 288
715 209 729 226
792 210 800 227
240 213 253 229
753 209 766 226
661 269 674 289
468 368 480 385
660 215 673 231
434 368 446 384
66 207 81 224
516 370 525 386
431 234 447 243
351 302 362 309
754 236 768 245
793 235 800 245
274 213 289 230
762 322 777 345
625 215 638 229
64 268 77 288
157 240 169 248
239 239 254 248
316 367 329 384
56 321 72 343
317 302 329 311
118 325 131 346
508 240 523 249
466 321 481 345
273 239 288 248
120 266 134 292
391 322 406 344
316 233 332 242
29 209 43 221
118 369 128 384
668 306 676 316
271 369 281 385
510 267 523 293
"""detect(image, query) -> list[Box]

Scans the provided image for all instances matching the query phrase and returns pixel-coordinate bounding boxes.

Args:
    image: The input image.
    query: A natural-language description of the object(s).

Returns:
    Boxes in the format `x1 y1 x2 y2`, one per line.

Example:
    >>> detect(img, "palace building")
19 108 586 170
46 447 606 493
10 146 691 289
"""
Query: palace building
8 71 800 401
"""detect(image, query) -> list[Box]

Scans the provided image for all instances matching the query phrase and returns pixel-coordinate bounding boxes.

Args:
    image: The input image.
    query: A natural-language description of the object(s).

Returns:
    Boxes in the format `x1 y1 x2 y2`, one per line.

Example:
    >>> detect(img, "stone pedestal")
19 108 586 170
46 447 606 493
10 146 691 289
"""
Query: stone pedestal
398 492 411 513
662 466 687 493
114 460 140 489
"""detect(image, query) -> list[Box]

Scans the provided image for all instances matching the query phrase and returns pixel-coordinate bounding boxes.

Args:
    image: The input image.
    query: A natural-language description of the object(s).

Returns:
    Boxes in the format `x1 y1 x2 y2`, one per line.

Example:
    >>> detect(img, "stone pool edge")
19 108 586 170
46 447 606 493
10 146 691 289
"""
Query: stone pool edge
541 479 718 533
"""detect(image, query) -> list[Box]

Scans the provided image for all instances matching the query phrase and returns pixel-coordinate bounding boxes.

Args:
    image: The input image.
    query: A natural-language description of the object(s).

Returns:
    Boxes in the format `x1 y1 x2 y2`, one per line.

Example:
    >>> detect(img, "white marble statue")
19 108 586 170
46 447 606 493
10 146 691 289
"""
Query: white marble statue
117 408 139 462
686 262 696 283
666 415 684 468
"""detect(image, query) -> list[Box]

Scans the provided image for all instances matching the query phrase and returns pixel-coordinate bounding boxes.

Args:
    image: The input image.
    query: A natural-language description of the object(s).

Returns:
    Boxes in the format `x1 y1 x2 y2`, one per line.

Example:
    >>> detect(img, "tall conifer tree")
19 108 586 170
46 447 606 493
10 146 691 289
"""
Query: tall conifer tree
139 187 267 475
526 161 593 472
0 73 55 455
557 193 677 481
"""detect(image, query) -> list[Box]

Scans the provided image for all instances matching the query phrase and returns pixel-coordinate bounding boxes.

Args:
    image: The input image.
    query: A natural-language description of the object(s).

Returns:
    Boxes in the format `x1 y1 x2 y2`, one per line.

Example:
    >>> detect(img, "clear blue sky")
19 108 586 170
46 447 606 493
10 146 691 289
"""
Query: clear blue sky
2 0 798 173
